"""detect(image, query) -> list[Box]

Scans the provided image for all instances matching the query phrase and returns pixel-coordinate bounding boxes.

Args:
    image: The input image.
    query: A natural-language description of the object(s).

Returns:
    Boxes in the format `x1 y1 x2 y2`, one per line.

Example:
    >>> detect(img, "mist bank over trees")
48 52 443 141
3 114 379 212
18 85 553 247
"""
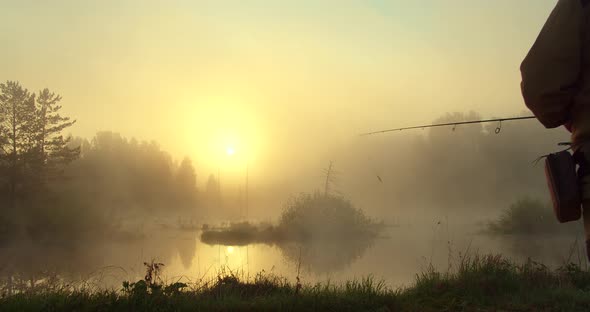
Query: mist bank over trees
66 132 199 219
0 81 203 243
335 111 569 223
0 80 571 242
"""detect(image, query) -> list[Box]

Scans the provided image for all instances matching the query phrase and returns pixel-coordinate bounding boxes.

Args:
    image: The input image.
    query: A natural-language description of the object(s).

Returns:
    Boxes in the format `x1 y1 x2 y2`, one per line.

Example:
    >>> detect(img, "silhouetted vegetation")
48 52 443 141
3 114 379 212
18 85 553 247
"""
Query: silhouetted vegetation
0 81 201 244
277 193 385 272
0 81 577 307
201 192 384 272
278 192 382 241
64 132 199 220
486 197 577 236
0 81 81 241
200 221 278 246
343 111 568 222
202 193 382 243
2 255 590 311
203 192 382 238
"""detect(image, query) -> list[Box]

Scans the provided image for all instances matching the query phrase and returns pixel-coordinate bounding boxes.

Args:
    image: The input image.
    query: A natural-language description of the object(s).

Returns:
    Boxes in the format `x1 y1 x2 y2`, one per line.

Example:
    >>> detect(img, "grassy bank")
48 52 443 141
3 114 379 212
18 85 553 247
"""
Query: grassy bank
2 255 590 311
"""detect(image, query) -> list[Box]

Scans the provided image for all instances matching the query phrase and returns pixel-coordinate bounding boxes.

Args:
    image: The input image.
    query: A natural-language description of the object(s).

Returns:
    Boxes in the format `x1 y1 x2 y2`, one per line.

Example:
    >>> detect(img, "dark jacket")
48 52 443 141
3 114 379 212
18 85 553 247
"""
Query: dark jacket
521 0 590 146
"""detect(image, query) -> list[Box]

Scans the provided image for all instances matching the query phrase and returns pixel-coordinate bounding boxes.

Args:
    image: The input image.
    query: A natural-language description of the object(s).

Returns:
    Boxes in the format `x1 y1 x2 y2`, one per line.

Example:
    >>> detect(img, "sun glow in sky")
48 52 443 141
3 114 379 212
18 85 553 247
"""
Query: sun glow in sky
0 0 558 184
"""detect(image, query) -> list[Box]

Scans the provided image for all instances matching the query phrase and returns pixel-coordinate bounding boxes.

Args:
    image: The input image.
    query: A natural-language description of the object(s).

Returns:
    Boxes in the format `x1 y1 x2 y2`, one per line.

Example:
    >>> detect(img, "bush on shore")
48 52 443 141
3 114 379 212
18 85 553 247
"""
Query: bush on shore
486 197 578 236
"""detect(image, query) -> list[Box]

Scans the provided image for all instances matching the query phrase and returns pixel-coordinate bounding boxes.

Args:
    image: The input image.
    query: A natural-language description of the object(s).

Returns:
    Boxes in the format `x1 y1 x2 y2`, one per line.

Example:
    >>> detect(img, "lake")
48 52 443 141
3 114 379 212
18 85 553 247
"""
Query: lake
0 221 584 292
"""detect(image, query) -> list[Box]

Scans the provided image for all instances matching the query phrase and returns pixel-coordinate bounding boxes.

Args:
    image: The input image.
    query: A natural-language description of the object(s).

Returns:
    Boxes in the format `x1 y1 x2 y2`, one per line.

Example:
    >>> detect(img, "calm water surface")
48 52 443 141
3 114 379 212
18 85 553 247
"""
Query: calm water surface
0 223 583 290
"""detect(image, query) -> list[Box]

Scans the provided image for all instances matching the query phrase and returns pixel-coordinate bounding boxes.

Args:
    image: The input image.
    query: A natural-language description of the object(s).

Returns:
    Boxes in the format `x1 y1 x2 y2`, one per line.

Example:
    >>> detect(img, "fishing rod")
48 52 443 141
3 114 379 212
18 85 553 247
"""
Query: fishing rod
359 116 536 136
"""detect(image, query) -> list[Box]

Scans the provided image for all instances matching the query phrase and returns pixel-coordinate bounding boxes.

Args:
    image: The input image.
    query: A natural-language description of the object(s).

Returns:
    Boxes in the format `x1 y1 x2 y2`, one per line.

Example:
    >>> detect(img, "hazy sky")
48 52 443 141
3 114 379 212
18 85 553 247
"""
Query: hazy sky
1 0 557 180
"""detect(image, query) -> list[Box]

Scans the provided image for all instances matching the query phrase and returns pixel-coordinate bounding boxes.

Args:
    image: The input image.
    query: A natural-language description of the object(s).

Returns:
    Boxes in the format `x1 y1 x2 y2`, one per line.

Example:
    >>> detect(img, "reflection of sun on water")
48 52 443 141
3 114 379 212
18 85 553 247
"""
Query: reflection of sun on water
226 246 235 254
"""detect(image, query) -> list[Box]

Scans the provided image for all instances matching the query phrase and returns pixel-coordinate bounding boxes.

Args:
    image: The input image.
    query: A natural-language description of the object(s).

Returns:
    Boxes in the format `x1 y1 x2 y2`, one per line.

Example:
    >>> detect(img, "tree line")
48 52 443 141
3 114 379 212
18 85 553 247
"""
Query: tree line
0 81 203 242
0 81 79 211
338 111 570 222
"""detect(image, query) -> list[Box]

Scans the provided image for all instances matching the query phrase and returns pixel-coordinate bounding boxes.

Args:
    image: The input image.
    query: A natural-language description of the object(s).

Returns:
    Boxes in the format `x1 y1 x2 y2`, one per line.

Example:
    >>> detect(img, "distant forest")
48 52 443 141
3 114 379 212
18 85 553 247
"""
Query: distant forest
0 80 572 241
340 111 570 222
0 81 203 242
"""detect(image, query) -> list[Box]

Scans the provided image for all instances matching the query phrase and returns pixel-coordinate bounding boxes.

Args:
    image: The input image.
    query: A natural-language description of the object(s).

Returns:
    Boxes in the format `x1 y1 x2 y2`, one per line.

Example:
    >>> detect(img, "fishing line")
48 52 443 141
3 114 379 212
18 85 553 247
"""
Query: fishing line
532 142 573 166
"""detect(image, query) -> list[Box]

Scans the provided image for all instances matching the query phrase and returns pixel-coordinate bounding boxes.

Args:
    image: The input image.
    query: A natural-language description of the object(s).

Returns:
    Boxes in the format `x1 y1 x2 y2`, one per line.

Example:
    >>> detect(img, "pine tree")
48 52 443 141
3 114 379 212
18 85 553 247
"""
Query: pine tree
205 173 220 209
175 157 198 209
176 157 197 194
205 174 218 197
33 88 79 181
0 82 80 207
0 81 36 207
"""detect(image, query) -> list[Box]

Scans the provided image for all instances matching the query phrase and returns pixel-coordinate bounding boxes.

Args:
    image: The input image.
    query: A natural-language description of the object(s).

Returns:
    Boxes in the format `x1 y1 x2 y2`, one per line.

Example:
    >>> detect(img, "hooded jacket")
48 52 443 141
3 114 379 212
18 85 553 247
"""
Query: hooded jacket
521 0 590 146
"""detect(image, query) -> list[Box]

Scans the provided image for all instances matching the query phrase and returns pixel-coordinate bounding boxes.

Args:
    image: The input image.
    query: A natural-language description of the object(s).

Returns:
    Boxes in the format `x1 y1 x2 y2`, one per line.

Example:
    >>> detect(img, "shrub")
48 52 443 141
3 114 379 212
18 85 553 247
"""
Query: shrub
278 192 381 241
486 197 576 235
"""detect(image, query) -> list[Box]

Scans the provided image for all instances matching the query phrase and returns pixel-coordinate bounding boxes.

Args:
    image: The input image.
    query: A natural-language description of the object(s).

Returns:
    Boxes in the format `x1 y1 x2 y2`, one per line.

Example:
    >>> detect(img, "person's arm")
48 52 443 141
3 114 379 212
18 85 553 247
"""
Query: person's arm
521 0 588 128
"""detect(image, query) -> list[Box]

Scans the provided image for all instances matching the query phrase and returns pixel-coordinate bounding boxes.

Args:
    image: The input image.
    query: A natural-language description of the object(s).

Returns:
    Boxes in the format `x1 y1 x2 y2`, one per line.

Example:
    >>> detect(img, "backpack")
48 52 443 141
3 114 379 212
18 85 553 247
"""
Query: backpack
545 150 582 223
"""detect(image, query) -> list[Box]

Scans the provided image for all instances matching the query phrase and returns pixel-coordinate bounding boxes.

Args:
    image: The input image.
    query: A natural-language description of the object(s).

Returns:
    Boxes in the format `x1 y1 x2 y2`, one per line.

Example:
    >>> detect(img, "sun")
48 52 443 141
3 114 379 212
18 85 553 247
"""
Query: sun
226 246 235 254
226 147 236 156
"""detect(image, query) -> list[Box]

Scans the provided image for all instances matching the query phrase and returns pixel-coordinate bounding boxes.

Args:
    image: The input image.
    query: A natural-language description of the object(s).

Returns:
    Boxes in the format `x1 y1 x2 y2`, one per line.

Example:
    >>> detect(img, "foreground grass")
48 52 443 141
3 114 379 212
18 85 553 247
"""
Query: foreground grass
2 255 590 311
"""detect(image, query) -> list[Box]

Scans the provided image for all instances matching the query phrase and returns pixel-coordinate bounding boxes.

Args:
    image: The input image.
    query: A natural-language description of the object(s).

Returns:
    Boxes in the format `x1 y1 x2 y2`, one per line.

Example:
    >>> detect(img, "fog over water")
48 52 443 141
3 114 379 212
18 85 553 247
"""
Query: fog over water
0 0 582 292
0 115 580 290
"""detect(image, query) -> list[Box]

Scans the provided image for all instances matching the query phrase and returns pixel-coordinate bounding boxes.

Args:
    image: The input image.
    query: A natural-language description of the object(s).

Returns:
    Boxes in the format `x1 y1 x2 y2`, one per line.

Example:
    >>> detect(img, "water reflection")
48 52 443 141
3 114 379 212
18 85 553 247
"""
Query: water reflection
200 220 382 274
176 236 197 269
279 238 376 274
0 227 199 290
0 224 585 293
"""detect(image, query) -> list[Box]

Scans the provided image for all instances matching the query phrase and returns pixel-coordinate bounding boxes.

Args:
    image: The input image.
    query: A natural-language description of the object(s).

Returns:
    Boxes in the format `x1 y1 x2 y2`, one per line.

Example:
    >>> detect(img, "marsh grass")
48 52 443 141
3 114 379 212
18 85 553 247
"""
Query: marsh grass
2 254 590 311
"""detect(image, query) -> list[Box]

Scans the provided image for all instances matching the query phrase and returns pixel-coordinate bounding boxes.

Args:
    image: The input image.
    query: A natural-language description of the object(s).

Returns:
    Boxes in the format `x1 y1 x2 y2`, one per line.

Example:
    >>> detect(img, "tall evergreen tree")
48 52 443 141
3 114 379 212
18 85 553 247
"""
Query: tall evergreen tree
205 173 220 209
34 88 79 181
174 157 198 212
0 82 79 207
205 174 218 198
176 157 197 194
0 81 36 207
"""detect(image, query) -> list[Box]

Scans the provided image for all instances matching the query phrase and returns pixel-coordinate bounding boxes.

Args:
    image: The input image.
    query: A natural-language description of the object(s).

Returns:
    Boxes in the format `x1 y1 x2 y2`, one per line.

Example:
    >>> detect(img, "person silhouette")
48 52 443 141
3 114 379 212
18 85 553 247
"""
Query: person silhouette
521 0 590 259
